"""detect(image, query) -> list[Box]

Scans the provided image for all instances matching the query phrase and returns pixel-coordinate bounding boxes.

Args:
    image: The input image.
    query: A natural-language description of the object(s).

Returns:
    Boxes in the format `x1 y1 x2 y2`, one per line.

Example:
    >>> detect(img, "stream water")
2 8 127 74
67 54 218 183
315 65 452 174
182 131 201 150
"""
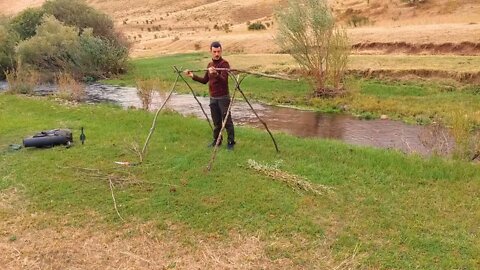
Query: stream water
0 82 452 155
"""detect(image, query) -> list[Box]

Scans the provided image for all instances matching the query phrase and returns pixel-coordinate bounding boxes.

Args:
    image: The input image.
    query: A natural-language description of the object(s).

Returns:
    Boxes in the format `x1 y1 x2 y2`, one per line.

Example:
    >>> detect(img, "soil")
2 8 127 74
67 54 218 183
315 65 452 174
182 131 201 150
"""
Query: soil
1 0 479 56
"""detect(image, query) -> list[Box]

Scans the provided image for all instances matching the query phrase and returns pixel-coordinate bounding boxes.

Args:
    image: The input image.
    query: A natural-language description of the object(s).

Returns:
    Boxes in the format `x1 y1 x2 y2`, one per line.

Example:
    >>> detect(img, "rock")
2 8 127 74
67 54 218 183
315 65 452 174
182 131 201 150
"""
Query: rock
380 114 388 120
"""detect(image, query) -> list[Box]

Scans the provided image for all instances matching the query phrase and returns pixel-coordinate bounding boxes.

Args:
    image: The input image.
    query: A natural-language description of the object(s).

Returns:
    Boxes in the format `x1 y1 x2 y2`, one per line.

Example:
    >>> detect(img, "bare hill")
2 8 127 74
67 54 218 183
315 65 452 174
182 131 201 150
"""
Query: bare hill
1 0 480 56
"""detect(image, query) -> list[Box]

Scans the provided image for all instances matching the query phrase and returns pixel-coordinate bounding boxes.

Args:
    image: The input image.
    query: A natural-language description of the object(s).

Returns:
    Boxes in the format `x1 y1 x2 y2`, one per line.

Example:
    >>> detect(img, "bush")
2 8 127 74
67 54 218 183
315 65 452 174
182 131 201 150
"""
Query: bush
16 16 128 80
136 78 160 110
276 0 350 97
43 0 114 40
4 68 40 94
16 16 80 77
348 14 370 27
77 29 129 78
0 25 18 79
2 0 129 82
56 72 85 101
10 8 45 40
248 22 266 31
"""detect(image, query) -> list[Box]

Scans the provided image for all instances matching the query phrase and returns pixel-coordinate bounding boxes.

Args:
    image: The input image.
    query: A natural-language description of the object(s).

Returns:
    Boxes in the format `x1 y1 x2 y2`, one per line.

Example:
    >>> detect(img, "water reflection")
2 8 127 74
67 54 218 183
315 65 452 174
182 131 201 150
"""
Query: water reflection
0 82 453 155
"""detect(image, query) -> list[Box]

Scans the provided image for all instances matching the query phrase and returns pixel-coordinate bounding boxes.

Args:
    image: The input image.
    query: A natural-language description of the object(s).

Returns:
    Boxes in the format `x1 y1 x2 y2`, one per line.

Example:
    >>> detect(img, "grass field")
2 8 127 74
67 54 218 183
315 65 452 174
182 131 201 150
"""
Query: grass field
1 94 480 268
104 53 480 126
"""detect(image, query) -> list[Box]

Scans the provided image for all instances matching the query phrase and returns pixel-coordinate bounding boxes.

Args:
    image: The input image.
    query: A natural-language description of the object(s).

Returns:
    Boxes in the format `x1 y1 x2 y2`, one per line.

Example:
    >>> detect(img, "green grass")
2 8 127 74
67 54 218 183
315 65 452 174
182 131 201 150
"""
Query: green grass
1 94 480 268
104 53 480 125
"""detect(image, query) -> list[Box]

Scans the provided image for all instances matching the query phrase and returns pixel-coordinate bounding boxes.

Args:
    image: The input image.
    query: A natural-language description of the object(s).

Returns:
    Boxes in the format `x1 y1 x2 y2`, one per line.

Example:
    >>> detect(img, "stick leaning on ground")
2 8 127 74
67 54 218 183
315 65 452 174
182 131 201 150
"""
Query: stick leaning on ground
228 72 280 153
173 65 213 132
206 74 240 172
139 71 181 163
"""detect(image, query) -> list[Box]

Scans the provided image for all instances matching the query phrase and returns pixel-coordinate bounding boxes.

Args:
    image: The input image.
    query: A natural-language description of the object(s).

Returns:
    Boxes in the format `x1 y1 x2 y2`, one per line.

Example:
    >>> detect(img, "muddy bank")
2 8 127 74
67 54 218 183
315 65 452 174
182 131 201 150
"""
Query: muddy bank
352 41 480 56
348 69 480 84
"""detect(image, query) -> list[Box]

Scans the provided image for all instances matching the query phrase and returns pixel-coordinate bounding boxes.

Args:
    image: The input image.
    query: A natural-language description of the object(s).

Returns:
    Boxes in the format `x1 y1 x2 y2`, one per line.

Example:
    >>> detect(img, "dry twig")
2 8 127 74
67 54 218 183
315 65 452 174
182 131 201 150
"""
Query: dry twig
109 175 124 221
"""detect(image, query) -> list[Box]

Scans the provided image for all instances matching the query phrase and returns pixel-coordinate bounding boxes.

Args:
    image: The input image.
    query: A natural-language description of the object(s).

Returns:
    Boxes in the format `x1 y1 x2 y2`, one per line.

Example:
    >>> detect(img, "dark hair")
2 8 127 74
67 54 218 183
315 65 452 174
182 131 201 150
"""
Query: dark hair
210 41 222 49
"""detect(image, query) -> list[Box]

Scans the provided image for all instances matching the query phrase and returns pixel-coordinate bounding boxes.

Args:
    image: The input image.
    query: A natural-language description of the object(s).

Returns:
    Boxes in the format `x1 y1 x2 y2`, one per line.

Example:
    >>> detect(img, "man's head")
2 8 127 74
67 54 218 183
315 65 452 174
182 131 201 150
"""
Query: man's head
210 41 222 60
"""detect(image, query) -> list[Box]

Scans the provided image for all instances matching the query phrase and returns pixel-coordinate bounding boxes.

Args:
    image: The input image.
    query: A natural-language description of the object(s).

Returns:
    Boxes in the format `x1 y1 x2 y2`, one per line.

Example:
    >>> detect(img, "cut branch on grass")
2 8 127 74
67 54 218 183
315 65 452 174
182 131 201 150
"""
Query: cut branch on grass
246 159 333 196
108 175 124 221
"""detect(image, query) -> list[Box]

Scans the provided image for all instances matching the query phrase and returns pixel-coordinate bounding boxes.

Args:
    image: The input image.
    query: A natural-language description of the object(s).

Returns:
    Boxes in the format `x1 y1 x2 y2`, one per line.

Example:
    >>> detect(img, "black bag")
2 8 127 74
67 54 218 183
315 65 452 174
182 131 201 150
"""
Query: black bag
23 129 73 148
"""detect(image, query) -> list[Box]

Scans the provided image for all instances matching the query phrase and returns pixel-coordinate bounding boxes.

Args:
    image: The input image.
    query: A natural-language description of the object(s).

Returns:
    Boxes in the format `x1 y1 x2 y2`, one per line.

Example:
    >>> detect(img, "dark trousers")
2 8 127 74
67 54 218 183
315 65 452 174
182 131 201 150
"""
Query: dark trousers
209 96 235 143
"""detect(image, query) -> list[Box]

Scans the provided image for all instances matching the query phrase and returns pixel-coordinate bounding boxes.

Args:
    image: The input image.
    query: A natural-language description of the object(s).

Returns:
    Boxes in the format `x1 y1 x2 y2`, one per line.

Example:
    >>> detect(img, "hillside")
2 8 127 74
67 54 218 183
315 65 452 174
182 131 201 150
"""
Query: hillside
1 0 480 56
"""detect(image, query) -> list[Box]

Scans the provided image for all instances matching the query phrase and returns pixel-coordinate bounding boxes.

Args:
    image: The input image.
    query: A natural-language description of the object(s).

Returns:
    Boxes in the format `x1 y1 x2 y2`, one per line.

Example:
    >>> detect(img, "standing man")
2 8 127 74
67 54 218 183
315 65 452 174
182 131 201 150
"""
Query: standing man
184 41 236 150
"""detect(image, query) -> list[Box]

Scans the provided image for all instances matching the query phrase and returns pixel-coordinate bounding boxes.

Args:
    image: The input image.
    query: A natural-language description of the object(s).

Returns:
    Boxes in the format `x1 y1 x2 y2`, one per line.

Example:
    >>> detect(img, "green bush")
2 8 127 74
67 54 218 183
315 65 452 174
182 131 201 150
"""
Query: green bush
16 16 80 75
248 22 267 31
0 24 18 79
4 0 130 81
77 29 129 77
16 16 128 80
10 8 45 40
43 0 117 42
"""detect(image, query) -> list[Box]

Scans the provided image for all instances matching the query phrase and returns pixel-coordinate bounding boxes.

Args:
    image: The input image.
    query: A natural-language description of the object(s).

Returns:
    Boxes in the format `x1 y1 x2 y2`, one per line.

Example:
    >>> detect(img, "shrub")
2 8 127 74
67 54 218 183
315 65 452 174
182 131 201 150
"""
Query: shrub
449 111 480 161
43 0 114 40
276 0 350 97
4 68 40 94
3 0 129 81
16 16 128 80
56 72 85 101
248 22 266 31
0 25 18 79
327 27 350 91
348 14 370 27
10 8 45 40
77 29 129 78
136 78 160 110
194 42 201 50
45 0 130 51
16 16 80 77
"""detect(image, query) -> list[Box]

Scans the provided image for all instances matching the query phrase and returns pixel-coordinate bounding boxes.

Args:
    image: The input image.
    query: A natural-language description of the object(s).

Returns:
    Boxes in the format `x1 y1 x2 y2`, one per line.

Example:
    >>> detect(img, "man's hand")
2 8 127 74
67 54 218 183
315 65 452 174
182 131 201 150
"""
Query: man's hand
208 66 217 75
184 69 193 78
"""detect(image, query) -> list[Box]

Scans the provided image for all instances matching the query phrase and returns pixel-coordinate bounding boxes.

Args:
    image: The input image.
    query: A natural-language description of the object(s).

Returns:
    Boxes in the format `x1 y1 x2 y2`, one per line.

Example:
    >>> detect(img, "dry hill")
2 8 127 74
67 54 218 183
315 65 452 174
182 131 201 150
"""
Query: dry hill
1 0 480 57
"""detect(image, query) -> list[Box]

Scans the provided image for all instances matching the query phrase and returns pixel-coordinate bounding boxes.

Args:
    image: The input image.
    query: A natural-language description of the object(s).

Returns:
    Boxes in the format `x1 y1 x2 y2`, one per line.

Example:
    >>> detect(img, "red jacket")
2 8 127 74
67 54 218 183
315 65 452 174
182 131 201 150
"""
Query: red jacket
192 58 230 97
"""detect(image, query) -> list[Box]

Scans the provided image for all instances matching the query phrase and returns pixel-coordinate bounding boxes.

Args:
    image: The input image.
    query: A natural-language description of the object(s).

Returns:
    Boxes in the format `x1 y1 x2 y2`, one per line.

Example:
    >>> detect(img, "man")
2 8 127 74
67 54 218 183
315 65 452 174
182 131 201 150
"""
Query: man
184 41 236 150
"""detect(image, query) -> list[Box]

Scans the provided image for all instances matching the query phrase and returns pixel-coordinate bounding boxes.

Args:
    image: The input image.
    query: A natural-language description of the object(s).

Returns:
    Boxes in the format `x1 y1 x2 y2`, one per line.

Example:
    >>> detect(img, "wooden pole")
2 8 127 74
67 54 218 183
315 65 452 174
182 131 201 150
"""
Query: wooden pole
181 68 298 81
228 72 280 153
140 72 181 162
173 65 213 131
206 75 239 172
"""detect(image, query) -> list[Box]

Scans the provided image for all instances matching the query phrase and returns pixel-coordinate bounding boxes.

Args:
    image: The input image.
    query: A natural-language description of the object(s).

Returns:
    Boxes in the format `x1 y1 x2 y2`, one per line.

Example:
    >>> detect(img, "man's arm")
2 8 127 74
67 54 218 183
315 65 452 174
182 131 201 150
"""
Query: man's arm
184 64 210 84
192 70 209 84
210 61 230 83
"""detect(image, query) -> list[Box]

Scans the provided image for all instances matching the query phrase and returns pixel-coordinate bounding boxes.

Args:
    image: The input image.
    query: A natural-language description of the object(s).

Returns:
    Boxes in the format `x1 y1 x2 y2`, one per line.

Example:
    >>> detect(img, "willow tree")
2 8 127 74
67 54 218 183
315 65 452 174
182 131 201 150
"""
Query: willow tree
276 0 350 97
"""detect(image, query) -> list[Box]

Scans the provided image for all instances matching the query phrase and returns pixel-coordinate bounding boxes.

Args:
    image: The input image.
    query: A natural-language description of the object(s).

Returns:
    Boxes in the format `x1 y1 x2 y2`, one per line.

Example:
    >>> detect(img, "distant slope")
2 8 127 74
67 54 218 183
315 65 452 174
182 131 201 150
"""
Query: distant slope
1 0 480 56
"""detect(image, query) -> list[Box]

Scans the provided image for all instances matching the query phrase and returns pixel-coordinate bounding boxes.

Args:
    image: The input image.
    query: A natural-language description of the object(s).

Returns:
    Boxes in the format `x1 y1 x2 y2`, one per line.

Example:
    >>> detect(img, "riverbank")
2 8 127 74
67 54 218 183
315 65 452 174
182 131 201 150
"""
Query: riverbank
1 94 479 269
103 53 480 127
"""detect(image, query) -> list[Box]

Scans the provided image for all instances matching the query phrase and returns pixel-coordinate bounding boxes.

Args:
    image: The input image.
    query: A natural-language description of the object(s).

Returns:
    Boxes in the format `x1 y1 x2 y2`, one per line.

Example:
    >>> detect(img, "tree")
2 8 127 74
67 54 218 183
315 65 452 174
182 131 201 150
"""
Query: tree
276 0 350 97
16 15 80 74
0 24 19 78
43 0 116 41
10 8 45 40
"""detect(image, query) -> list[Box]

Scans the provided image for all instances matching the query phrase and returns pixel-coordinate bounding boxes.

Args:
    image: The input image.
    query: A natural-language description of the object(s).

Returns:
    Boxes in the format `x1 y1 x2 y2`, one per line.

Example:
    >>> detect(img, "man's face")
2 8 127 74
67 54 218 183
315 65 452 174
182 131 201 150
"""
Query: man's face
211 46 222 60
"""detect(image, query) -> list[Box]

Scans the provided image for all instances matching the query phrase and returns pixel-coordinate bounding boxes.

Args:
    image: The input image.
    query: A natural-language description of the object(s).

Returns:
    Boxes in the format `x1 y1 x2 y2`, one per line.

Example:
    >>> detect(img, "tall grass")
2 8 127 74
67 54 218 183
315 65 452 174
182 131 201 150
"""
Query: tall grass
4 68 39 94
135 78 165 110
449 111 480 160
56 72 85 102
